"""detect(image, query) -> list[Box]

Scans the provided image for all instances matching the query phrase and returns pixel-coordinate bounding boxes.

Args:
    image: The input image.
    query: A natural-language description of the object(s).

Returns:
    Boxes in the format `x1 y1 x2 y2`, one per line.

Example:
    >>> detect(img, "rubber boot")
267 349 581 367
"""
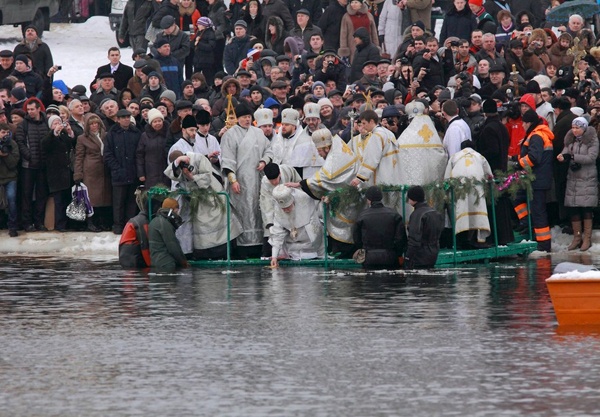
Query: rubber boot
580 218 593 251
567 220 582 250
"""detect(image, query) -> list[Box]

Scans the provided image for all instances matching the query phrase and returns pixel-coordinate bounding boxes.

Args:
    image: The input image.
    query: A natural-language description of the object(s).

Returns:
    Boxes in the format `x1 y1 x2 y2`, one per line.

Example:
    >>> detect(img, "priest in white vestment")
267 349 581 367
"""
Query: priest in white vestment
271 108 323 179
269 185 324 267
260 162 302 257
288 128 360 257
398 101 447 186
165 151 242 259
221 103 273 257
444 141 493 245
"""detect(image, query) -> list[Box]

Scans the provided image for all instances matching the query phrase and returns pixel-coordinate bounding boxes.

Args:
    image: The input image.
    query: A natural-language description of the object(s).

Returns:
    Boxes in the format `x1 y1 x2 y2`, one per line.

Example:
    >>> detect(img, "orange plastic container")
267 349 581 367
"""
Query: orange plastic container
546 277 600 326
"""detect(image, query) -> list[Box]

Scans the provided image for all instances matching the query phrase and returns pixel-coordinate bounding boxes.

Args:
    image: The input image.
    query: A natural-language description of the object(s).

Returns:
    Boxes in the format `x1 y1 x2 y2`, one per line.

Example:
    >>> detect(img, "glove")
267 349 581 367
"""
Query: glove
511 161 521 170
378 35 385 46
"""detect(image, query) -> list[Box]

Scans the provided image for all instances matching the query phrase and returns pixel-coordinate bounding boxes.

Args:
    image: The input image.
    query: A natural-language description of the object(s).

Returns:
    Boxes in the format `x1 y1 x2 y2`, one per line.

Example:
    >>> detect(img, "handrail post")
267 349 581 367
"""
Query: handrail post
489 181 499 257
218 191 232 269
450 186 457 266
526 190 533 241
323 200 329 270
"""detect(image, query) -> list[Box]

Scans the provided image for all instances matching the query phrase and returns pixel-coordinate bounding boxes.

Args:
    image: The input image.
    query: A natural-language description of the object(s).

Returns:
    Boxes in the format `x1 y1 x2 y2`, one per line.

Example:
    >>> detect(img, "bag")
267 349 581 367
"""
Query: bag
66 197 87 221
145 24 162 43
381 43 391 60
66 183 94 221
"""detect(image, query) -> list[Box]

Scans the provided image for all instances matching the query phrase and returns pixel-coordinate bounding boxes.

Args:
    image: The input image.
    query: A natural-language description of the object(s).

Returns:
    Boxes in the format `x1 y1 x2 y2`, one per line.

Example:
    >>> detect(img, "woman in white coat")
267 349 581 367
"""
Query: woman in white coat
378 0 404 58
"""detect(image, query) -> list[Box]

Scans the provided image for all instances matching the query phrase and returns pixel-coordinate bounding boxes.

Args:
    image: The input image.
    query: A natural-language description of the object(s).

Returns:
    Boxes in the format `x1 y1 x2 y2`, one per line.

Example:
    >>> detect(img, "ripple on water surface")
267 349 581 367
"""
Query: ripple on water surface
1 258 600 416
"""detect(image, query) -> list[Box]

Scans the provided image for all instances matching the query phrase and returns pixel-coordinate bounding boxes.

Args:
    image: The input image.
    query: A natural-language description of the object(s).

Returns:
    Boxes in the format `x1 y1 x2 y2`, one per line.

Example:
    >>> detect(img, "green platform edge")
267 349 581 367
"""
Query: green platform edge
150 182 538 270
189 240 538 269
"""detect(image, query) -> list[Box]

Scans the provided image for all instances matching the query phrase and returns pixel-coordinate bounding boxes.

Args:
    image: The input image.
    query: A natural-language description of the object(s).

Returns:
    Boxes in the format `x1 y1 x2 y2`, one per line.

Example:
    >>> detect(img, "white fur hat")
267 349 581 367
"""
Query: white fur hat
281 108 299 125
405 101 425 119
311 128 333 148
532 74 552 90
254 108 274 127
47 115 61 129
571 107 584 116
272 184 294 208
303 102 321 119
317 97 333 109
147 108 164 124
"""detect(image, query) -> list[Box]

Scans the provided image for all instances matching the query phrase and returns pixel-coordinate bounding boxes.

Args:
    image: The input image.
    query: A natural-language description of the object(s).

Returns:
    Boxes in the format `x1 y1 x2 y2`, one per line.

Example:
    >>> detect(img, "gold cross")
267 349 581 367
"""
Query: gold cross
418 124 434 143
567 37 587 68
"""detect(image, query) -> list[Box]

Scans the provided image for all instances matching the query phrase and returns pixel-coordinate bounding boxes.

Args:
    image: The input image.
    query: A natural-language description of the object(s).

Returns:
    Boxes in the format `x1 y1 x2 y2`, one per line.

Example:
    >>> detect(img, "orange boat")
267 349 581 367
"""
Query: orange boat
546 264 600 326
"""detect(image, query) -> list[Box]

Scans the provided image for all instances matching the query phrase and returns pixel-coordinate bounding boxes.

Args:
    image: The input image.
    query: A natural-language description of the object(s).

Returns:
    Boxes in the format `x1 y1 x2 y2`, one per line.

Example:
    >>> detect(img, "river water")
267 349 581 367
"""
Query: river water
1 256 600 416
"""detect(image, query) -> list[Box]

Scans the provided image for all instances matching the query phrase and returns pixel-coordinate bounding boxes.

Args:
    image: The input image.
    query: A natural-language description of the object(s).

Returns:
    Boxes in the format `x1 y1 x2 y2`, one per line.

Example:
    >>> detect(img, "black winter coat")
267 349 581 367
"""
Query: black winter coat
477 114 509 172
317 1 346 50
11 69 43 98
136 123 170 189
193 27 217 68
353 201 407 268
439 6 477 45
15 114 49 169
13 40 54 79
104 123 141 186
208 0 228 41
151 1 180 28
353 201 406 252
119 0 154 37
405 202 444 269
41 129 73 193
224 35 252 75
285 0 323 23
262 0 295 31
350 27 380 83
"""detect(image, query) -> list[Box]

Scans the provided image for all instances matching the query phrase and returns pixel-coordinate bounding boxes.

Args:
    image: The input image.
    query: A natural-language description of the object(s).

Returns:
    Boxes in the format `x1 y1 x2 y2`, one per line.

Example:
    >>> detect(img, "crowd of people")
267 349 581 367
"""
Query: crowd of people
1 0 600 268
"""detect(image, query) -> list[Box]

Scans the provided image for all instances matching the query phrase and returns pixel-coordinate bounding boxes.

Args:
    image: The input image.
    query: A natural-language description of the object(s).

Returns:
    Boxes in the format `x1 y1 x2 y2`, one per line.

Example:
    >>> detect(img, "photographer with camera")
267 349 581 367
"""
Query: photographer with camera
42 115 75 232
411 37 443 90
448 39 477 79
0 123 19 237
556 117 599 251
314 50 348 92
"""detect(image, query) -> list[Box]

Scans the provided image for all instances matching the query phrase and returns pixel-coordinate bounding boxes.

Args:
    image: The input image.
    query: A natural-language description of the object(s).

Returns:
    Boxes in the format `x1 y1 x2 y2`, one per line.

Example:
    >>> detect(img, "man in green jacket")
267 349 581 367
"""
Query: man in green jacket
148 197 189 270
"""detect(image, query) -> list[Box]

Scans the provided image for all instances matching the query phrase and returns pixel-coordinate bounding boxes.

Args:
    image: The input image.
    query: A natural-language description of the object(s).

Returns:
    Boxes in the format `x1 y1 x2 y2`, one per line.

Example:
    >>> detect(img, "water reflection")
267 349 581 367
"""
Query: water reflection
1 258 600 416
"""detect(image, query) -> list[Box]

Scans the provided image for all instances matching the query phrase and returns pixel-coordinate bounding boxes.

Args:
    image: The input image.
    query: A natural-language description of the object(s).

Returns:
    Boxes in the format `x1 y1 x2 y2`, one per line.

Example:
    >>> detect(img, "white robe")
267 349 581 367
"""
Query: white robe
398 114 447 186
221 124 273 246
260 164 302 237
349 125 400 186
271 125 324 179
444 147 492 242
304 135 360 243
165 152 242 252
443 117 471 157
269 189 324 260
378 0 404 57
167 138 206 253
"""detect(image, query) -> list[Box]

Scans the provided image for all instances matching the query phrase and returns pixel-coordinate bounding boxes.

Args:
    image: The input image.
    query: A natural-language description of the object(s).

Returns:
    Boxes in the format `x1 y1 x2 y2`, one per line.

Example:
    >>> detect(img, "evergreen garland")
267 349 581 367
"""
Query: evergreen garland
147 185 226 213
326 168 535 215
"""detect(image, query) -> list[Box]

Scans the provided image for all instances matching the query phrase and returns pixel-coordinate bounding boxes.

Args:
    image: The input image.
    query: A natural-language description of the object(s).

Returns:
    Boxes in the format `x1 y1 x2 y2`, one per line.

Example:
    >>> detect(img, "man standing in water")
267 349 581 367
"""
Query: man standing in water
404 185 444 269
353 186 406 269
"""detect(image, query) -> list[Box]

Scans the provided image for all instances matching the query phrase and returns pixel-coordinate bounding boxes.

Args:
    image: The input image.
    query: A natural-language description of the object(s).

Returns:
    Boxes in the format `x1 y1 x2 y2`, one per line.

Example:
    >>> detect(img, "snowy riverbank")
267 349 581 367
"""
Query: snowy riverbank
0 230 120 260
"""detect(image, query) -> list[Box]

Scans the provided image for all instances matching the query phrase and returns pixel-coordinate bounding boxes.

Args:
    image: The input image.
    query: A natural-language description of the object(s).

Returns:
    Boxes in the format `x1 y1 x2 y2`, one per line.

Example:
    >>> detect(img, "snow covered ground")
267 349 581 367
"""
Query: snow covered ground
0 19 599 263
0 17 135 91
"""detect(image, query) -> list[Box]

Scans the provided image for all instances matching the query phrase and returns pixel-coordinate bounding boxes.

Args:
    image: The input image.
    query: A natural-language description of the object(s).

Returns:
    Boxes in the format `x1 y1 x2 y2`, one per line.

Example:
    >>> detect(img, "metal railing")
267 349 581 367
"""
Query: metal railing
147 181 533 268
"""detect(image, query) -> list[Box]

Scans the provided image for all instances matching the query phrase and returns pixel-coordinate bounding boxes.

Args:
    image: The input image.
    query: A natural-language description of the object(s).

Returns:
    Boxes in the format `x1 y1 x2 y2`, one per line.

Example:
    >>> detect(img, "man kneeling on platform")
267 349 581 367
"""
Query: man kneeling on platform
148 198 189 271
269 184 324 268
405 186 444 269
353 186 407 269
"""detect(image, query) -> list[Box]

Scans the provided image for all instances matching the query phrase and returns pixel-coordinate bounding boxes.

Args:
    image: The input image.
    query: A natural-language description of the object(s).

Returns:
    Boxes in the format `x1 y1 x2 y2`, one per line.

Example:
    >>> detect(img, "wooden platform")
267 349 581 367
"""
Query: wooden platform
188 240 538 269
